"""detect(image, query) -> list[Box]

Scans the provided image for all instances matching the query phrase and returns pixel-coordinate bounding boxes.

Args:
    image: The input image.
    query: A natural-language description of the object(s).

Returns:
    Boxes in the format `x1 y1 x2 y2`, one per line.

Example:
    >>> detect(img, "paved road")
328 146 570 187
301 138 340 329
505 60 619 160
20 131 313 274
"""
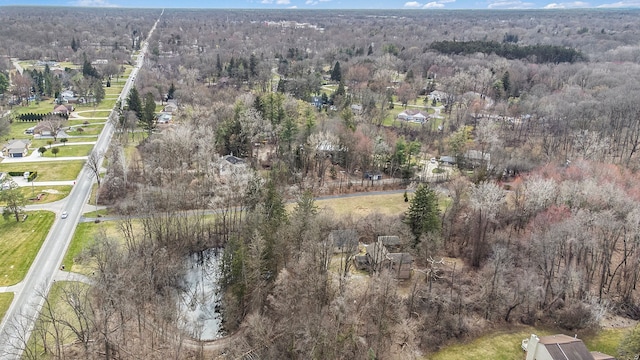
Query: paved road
0 13 161 359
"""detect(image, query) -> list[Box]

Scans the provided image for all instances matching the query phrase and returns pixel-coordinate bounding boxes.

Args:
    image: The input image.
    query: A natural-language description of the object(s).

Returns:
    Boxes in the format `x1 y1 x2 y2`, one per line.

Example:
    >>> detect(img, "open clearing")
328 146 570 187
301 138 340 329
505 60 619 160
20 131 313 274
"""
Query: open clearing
0 161 85 181
0 211 54 286
427 327 627 360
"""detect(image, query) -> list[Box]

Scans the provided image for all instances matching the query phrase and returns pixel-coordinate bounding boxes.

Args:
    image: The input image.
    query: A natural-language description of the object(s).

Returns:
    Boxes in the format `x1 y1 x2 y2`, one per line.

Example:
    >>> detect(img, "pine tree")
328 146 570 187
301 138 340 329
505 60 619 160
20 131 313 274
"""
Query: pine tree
141 92 156 135
331 61 342 82
405 184 441 246
127 87 143 120
167 82 176 100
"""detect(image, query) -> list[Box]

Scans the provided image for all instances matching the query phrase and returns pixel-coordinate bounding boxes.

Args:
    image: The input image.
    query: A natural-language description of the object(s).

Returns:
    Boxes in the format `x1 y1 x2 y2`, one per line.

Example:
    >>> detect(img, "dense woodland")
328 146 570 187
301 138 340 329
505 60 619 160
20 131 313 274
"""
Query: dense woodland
5 6 640 359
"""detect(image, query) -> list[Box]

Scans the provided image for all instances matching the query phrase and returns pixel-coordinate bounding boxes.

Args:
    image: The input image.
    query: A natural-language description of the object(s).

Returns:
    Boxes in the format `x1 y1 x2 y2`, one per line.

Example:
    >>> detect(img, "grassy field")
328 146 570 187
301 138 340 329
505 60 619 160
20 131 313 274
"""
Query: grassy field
26 281 91 356
0 185 72 206
314 193 410 217
63 220 131 275
0 161 84 181
0 293 13 323
74 110 112 118
11 100 57 115
30 137 93 148
427 327 627 360
66 124 104 136
0 211 54 286
41 144 94 157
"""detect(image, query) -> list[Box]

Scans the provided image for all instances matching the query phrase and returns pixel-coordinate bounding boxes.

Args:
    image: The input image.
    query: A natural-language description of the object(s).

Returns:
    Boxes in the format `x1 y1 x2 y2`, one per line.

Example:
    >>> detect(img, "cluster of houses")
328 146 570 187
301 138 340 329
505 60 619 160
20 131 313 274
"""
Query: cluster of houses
329 230 414 280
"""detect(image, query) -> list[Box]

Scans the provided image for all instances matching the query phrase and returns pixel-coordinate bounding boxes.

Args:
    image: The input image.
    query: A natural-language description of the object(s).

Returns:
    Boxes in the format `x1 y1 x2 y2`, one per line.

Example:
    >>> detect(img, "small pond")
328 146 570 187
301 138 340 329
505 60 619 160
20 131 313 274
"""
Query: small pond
178 248 224 340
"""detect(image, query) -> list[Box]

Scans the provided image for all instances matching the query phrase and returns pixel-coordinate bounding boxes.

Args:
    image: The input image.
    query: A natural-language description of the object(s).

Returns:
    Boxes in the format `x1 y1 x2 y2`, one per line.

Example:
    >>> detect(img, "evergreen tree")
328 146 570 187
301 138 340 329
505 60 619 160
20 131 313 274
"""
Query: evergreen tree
127 87 143 120
368 44 374 55
92 80 105 106
331 61 342 82
167 82 176 100
141 92 156 135
335 80 346 96
249 53 258 78
71 37 79 52
502 71 511 96
405 184 441 246
216 53 223 76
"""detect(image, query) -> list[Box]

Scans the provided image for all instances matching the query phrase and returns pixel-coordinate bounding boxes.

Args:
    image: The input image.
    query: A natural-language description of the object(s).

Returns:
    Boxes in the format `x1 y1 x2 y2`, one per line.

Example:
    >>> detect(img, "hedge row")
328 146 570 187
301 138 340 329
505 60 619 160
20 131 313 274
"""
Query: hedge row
17 113 68 122
6 171 38 181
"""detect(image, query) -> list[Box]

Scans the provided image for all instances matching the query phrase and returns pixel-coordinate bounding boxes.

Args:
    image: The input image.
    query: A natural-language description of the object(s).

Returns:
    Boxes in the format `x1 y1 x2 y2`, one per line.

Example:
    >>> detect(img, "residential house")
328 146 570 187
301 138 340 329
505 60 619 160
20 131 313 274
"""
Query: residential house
378 235 402 252
219 154 247 177
2 139 31 158
33 122 53 137
397 110 428 123
439 156 456 166
157 113 172 124
464 150 491 170
364 238 414 279
523 334 615 360
163 100 178 113
364 172 382 181
329 229 358 254
52 104 72 116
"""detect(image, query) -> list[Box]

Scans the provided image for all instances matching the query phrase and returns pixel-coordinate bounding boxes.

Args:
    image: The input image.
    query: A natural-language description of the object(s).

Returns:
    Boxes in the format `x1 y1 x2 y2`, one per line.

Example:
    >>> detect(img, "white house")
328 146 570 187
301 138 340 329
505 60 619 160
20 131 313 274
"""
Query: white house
397 110 428 123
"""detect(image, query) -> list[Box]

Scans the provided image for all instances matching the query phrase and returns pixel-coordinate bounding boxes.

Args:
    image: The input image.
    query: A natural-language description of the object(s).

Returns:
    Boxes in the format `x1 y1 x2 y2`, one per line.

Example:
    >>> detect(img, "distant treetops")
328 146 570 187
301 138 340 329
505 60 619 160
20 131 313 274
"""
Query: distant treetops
429 40 585 64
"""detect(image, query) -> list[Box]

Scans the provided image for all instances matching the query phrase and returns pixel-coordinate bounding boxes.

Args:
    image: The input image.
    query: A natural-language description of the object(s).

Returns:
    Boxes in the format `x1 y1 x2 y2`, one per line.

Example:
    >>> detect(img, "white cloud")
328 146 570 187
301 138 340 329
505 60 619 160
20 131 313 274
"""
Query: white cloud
306 0 314 3
277 0 291 3
288 5 298 7
544 1 589 7
404 1 423 7
424 1 446 7
72 0 117 6
597 0 640 6
261 0 273 3
488 0 535 8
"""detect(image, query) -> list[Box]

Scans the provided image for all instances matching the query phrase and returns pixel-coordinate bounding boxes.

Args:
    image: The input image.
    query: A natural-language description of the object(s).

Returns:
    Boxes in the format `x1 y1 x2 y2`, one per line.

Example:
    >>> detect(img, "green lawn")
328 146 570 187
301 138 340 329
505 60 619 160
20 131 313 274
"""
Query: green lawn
63 221 121 275
4 121 38 140
0 185 72 206
12 100 58 115
66 124 104 136
0 161 84 181
0 293 13 324
0 211 54 286
428 327 626 360
30 137 93 148
74 110 112 118
41 144 94 157
313 193 410 217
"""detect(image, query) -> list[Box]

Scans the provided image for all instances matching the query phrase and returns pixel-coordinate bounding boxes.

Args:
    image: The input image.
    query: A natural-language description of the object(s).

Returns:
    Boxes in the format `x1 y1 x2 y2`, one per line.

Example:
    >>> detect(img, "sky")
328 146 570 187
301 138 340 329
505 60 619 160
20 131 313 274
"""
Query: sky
0 0 639 10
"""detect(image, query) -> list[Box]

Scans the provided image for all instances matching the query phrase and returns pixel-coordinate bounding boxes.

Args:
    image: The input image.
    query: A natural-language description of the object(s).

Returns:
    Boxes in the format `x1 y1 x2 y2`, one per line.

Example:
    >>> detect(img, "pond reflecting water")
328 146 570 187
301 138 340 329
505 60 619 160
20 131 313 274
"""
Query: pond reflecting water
178 248 224 340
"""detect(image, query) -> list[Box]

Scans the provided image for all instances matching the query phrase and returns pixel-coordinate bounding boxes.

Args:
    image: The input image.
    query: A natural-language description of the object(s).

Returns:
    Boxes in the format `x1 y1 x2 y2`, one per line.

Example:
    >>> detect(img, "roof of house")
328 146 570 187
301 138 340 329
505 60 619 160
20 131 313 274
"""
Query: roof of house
591 352 615 360
330 229 358 249
388 253 413 264
223 155 245 165
4 139 30 152
53 104 69 113
378 235 401 246
366 241 390 264
538 334 594 360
